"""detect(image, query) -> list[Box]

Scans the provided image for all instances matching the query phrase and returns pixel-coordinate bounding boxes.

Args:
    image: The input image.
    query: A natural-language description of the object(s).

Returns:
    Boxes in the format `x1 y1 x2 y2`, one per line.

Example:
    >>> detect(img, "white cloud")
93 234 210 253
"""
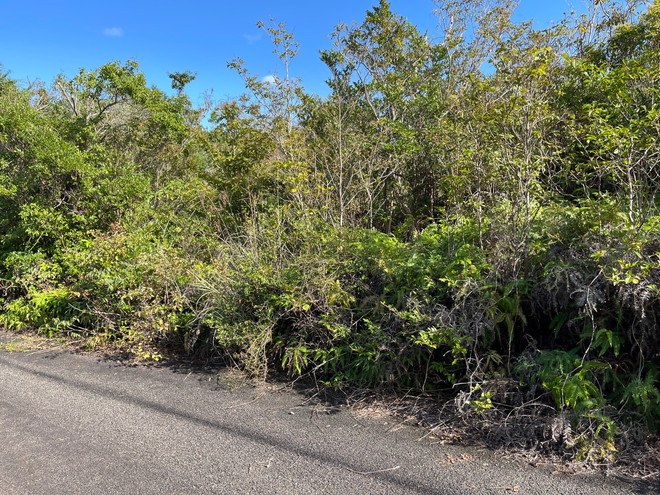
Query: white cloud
103 27 124 37
243 33 262 44
261 75 277 85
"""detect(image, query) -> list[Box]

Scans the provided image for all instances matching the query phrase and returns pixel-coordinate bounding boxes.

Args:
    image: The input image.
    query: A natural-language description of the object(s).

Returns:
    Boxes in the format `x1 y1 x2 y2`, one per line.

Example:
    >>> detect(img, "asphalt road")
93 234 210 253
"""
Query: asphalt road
0 332 656 495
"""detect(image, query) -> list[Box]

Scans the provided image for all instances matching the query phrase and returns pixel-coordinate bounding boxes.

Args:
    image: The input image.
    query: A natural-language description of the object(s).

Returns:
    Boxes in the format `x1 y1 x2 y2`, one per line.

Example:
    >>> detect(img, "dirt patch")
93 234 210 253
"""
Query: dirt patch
0 330 69 353
339 388 660 482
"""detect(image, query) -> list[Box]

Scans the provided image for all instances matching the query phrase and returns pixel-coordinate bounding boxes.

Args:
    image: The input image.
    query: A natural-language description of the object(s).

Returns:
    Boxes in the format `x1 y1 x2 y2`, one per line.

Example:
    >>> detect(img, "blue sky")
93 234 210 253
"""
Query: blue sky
1 1 584 105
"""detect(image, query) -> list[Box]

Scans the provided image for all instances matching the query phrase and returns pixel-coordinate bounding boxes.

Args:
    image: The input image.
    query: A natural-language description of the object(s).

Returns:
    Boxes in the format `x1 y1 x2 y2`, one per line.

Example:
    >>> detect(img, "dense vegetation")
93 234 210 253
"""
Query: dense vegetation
1 0 658 465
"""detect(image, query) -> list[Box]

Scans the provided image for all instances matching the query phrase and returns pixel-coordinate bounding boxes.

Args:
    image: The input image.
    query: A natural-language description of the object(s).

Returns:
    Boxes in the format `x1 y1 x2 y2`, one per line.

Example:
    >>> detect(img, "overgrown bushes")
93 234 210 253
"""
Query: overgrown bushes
1 0 658 467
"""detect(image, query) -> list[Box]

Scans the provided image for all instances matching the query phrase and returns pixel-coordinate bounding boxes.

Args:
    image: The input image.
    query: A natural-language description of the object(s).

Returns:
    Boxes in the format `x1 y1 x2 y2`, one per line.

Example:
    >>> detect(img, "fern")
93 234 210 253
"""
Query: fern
617 366 660 429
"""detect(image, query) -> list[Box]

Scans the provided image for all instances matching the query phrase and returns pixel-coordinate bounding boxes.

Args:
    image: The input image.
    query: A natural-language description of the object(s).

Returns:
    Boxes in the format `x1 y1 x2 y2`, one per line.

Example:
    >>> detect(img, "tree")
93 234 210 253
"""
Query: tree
169 70 197 94
312 0 450 231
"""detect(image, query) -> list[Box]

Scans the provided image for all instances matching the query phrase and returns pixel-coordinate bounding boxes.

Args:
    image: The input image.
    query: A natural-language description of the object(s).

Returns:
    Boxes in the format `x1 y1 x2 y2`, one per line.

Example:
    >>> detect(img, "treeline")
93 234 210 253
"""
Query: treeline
1 0 658 463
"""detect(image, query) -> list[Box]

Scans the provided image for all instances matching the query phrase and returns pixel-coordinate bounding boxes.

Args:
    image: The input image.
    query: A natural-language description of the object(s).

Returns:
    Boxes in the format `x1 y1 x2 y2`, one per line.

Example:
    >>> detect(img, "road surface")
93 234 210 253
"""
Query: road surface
0 331 655 494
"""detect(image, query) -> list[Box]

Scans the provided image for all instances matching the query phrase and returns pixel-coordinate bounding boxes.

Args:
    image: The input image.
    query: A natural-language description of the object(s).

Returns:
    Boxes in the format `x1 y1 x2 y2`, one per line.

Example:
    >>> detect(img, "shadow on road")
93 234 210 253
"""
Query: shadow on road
3 354 442 494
